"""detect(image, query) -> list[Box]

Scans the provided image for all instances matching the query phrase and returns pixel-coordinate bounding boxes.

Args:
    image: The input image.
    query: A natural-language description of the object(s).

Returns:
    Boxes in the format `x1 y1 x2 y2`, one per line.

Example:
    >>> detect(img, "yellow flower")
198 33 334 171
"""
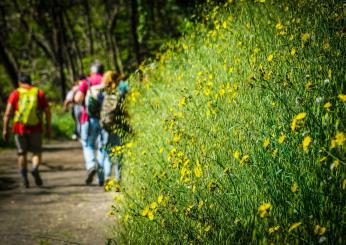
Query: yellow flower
148 210 154 220
267 54 274 62
291 112 306 131
159 147 164 153
150 202 158 210
233 150 240 159
334 132 345 146
303 136 313 152
258 202 271 218
198 200 204 209
301 33 310 42
207 180 218 192
142 205 150 217
179 97 186 107
338 94 346 102
331 159 340 170
278 133 286 144
263 138 270 149
240 154 249 165
290 47 297 56
275 22 283 30
204 224 212 232
291 182 299 193
305 81 313 90
288 222 302 232
268 225 280 234
314 225 327 235
194 160 203 177
157 195 164 204
323 102 332 109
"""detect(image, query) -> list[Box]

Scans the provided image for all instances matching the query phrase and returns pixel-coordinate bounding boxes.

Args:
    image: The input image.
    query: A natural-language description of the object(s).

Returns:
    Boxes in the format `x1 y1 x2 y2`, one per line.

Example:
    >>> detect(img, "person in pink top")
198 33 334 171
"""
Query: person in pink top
74 61 104 185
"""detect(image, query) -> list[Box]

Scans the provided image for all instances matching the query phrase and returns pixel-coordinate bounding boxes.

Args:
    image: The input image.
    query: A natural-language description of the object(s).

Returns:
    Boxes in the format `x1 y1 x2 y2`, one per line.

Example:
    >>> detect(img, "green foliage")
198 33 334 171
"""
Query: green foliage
51 105 75 140
109 0 345 243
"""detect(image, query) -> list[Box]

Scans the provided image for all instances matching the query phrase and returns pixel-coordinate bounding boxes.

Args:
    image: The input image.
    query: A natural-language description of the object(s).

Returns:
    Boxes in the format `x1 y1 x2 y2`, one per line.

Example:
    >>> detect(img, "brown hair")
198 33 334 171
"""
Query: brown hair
102 71 125 90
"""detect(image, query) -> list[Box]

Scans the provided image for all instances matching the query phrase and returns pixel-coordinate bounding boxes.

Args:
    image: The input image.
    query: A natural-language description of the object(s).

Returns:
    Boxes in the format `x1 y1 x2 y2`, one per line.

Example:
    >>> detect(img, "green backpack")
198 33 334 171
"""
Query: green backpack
100 91 123 132
14 87 41 125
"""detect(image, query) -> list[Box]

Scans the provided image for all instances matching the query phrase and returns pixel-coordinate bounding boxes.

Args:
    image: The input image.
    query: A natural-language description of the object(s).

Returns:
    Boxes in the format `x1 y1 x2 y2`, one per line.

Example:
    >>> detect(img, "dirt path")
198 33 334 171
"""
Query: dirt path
0 141 117 245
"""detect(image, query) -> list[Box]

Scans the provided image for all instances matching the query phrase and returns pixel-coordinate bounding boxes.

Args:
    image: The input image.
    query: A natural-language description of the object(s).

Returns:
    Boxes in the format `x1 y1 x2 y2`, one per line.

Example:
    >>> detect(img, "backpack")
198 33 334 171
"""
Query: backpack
100 91 123 132
100 81 129 133
85 79 102 118
14 87 41 126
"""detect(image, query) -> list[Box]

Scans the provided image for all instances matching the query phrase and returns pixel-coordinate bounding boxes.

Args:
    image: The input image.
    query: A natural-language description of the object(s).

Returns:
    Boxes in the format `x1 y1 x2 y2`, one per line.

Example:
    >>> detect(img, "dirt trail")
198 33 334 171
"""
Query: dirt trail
0 141 117 245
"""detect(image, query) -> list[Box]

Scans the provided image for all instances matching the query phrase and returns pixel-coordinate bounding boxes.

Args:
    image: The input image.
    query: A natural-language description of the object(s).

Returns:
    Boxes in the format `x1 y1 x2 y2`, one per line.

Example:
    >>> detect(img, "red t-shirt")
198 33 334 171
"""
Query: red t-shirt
79 73 103 124
7 85 48 134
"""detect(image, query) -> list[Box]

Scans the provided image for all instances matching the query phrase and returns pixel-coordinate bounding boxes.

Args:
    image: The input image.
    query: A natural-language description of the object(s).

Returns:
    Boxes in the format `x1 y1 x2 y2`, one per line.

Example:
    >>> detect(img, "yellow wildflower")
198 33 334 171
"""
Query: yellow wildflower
324 102 332 109
301 33 310 42
290 47 297 56
305 81 313 90
157 195 164 204
258 202 271 218
240 154 249 165
267 54 274 62
198 200 204 209
275 22 283 30
150 202 158 210
268 225 280 234
338 94 346 102
314 225 327 236
233 150 240 159
291 182 299 193
204 224 212 233
263 138 270 149
331 159 340 170
179 97 186 107
334 132 345 146
291 112 306 131
303 136 313 152
148 210 154 220
289 222 302 232
278 133 286 144
142 205 149 217
194 160 203 177
207 180 218 192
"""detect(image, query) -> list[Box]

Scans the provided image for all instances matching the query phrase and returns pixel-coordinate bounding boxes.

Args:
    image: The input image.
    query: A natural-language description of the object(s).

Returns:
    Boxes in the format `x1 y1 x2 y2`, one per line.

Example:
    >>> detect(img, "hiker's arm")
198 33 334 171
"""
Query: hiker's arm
44 105 52 138
2 103 13 141
74 91 85 104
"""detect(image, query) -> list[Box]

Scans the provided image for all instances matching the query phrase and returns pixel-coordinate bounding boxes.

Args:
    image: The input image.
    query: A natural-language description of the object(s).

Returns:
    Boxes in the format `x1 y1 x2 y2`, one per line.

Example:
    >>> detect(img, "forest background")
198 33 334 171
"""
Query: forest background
0 0 201 146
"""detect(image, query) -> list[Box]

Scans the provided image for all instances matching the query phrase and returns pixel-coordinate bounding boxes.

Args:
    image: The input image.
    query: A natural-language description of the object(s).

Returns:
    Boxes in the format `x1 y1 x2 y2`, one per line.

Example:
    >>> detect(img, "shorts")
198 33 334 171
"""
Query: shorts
14 133 42 154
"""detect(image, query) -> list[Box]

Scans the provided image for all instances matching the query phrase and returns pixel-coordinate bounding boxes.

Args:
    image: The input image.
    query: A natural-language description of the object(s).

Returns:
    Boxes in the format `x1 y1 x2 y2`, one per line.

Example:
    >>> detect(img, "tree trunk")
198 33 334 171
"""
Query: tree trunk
129 0 141 68
83 0 94 56
0 38 18 88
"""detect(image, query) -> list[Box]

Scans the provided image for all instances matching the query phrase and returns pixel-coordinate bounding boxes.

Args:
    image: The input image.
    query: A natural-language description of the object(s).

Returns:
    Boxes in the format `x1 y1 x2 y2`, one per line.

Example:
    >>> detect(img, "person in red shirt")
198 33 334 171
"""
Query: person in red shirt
2 75 51 188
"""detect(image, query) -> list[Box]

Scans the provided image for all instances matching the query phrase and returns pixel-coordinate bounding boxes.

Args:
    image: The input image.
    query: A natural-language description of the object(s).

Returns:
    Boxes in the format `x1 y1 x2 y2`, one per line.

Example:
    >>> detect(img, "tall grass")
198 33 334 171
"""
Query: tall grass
110 0 345 243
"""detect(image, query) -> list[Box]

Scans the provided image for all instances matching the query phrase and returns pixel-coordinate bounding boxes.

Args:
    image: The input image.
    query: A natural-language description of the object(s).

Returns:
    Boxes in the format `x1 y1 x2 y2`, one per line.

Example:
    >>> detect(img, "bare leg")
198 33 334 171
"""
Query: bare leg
32 153 42 169
31 153 43 186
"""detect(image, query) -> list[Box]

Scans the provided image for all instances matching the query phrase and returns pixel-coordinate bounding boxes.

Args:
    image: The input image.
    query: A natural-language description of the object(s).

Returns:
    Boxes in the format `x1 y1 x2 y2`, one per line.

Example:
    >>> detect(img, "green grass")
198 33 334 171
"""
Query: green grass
108 0 345 243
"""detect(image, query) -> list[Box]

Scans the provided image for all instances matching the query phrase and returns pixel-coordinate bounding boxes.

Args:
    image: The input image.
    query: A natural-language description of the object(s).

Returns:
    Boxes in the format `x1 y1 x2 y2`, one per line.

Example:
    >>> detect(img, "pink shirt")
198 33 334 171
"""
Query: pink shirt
79 73 103 124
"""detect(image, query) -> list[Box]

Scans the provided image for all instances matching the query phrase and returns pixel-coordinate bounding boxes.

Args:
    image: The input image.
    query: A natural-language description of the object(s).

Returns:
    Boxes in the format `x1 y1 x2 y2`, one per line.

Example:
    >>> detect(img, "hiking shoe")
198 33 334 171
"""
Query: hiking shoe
23 178 30 188
85 167 96 185
31 169 43 186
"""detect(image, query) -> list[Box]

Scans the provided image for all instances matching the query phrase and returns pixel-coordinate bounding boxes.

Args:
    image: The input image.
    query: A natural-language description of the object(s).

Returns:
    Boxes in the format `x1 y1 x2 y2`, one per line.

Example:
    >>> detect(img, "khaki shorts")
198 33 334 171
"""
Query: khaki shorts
14 133 42 154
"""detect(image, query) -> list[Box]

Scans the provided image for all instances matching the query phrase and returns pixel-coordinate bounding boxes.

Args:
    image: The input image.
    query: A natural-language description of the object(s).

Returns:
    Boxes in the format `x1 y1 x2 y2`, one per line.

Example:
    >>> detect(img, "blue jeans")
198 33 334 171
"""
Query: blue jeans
97 129 122 183
80 118 101 171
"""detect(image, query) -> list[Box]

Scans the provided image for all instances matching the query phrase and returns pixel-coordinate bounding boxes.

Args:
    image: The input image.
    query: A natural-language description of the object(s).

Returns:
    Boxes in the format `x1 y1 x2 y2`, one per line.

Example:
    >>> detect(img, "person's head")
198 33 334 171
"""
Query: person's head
90 60 104 75
18 74 32 85
102 71 125 89
76 73 86 84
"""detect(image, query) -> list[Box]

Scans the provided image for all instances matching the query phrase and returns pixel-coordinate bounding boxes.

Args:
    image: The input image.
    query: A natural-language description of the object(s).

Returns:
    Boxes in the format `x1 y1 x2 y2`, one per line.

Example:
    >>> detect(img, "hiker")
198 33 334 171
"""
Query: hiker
97 71 129 187
2 75 51 188
74 60 104 185
63 74 85 140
